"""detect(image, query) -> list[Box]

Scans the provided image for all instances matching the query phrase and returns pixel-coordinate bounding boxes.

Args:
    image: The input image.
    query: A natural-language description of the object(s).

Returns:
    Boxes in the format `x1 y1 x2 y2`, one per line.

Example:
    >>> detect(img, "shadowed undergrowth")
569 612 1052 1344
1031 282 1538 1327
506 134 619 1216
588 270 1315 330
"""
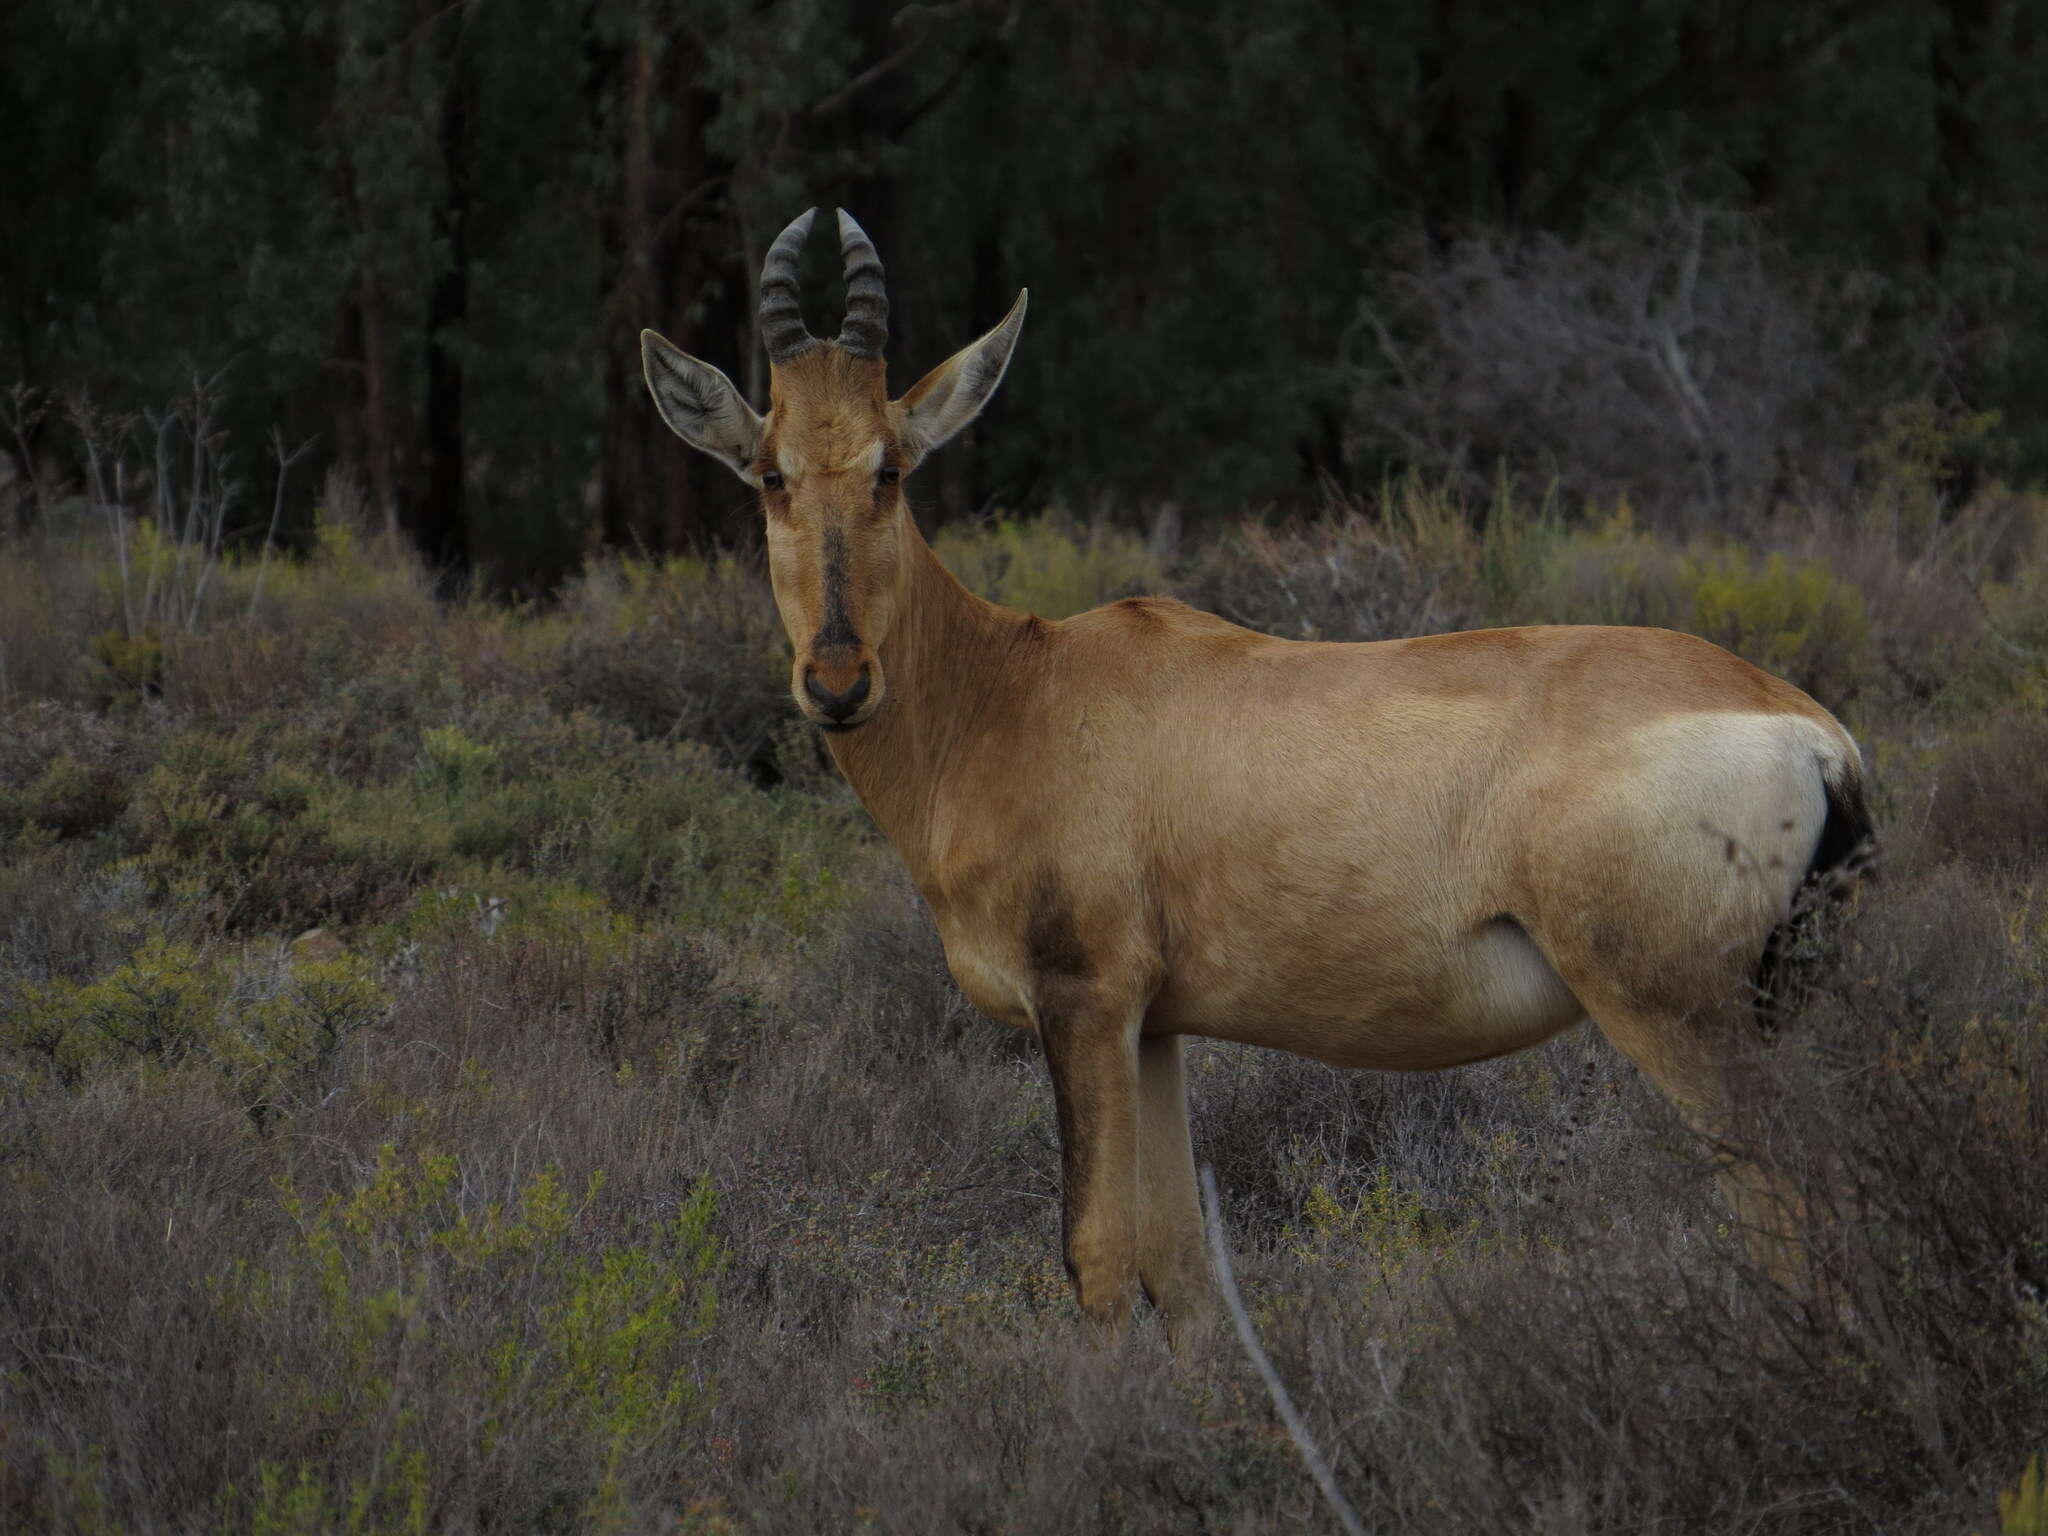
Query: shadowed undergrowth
2 483 2046 1533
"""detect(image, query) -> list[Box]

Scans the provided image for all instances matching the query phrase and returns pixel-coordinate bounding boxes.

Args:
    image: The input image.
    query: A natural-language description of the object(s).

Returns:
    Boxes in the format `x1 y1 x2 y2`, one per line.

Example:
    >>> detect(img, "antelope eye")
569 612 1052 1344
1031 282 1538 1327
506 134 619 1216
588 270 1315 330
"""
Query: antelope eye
760 467 784 491
877 465 901 487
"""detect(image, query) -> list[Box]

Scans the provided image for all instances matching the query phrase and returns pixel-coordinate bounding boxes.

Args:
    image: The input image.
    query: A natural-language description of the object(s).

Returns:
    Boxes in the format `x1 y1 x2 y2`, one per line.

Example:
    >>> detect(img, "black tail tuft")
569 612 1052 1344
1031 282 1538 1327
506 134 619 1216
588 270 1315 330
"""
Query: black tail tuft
1809 762 1877 890
1753 761 1876 1032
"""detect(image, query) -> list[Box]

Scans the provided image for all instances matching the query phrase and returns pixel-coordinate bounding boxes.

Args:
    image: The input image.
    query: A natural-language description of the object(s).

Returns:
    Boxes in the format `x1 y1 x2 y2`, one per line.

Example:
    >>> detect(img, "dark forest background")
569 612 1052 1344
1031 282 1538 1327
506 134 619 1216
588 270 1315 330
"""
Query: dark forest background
4 0 2045 589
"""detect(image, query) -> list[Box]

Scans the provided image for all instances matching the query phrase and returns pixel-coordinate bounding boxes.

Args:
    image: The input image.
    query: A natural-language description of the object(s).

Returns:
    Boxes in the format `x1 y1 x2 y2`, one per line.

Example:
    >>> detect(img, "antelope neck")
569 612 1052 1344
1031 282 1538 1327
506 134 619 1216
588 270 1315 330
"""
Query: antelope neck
823 528 1036 884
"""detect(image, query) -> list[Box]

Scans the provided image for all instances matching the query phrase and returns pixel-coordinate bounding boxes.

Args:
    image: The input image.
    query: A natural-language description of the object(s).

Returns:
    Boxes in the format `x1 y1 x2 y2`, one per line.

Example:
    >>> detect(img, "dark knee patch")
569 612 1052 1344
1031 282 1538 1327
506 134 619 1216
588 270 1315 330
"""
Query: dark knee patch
1044 1024 1099 1250
1025 867 1093 986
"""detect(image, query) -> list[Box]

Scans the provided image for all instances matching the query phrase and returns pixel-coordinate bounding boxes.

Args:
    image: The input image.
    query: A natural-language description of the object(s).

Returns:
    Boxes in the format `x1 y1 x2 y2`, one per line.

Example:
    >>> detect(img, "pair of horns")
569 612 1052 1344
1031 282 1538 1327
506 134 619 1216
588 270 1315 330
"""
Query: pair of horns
758 208 889 365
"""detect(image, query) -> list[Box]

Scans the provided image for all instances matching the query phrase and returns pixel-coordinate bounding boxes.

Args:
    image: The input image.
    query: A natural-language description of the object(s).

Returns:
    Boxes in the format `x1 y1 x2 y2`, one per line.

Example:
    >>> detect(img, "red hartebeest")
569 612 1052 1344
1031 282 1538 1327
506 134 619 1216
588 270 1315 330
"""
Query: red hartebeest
641 209 1870 1340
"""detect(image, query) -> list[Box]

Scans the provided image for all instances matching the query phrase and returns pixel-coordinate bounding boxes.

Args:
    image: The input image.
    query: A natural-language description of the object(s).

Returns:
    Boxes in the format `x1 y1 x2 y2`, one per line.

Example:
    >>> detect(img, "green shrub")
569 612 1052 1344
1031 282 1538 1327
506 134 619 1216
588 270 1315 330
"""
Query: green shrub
0 544 103 707
89 624 164 694
235 1454 431 1536
935 512 1165 618
542 554 789 766
219 954 390 1129
414 725 501 798
5 932 227 1082
102 697 862 938
1974 493 2048 663
2005 1456 2048 1536
1678 545 1873 703
1861 398 2006 551
214 1150 724 1531
1283 1169 1442 1270
16 750 126 839
0 928 386 1120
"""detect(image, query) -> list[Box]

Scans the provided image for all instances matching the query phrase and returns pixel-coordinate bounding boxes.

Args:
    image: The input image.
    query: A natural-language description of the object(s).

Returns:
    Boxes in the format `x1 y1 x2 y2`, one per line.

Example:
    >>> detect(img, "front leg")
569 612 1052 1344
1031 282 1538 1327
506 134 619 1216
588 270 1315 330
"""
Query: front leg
1038 997 1142 1329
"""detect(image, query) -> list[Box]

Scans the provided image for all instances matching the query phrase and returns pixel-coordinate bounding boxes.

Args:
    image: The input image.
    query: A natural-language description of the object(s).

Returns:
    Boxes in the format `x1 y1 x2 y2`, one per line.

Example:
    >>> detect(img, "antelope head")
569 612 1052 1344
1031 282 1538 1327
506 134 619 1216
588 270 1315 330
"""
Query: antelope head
641 209 1027 730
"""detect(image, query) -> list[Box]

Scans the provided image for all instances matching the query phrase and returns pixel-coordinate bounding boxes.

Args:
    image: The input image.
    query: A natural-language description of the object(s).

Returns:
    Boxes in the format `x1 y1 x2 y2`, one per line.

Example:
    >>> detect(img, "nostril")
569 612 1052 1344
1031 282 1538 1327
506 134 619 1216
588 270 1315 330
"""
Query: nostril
804 665 871 722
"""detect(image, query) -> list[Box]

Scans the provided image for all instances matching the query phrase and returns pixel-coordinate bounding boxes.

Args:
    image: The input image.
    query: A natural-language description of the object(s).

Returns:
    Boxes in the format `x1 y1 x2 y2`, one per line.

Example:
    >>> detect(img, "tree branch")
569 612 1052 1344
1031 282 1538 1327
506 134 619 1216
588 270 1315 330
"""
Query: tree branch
1201 1167 1371 1536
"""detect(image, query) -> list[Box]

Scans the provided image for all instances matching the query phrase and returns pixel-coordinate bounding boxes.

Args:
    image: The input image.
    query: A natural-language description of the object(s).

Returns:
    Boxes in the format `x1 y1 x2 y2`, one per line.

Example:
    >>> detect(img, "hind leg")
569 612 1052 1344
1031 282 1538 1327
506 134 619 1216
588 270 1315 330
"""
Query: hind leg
1573 979 1811 1287
1524 730 1830 1283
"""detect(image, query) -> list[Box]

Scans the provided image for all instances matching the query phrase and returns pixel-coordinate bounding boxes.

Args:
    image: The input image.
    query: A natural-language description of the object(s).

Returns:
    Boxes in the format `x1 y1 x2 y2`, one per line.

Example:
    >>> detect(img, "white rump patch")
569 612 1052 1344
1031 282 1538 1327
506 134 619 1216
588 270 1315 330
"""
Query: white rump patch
1613 710 1848 900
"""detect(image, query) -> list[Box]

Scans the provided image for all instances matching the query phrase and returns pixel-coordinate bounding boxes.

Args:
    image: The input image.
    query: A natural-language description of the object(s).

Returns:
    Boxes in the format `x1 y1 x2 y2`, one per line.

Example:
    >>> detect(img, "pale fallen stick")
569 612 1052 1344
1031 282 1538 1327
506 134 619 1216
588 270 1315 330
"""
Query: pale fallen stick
1201 1165 1370 1536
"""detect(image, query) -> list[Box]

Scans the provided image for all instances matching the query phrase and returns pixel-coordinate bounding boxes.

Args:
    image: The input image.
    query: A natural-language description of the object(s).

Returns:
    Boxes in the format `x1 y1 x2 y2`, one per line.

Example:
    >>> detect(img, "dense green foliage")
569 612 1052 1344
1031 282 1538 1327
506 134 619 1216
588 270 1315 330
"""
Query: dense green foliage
5 1 2046 582
3 486 2046 1530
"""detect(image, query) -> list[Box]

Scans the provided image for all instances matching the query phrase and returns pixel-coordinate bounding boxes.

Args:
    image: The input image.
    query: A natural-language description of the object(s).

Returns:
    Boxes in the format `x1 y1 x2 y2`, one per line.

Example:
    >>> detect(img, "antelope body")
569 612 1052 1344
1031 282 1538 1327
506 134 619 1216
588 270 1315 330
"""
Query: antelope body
642 210 1870 1339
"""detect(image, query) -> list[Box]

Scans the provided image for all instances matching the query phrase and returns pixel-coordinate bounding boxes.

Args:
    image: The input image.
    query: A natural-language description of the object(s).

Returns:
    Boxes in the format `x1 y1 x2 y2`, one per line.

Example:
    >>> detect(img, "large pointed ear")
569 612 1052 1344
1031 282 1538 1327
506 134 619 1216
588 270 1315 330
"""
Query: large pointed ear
895 290 1027 466
641 329 764 484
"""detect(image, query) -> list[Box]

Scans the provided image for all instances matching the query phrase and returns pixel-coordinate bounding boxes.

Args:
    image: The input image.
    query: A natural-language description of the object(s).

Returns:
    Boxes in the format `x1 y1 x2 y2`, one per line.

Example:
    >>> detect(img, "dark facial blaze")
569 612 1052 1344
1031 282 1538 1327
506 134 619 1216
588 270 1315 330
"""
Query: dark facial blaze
757 348 907 731
803 526 870 726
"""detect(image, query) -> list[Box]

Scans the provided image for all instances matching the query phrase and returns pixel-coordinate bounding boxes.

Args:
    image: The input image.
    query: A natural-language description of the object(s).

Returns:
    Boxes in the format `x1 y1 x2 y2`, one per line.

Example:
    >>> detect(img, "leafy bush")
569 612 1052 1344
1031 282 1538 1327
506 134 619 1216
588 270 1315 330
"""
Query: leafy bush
541 554 790 770
1678 545 1874 703
213 1150 724 1531
0 542 104 707
1926 702 2048 872
2006 1457 2048 1536
0 928 387 1117
934 511 1166 619
99 692 862 936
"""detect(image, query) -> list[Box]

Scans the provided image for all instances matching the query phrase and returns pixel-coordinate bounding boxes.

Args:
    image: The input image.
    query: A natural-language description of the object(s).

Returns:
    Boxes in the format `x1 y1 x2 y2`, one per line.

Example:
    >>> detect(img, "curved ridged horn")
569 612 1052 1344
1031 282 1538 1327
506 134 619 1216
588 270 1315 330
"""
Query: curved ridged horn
834 209 889 358
758 208 819 365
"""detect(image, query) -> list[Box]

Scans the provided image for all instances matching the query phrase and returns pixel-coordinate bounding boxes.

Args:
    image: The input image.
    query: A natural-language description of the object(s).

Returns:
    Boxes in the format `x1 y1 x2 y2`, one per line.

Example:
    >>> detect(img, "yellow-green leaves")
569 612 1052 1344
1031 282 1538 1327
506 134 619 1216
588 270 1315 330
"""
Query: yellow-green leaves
217 1150 724 1533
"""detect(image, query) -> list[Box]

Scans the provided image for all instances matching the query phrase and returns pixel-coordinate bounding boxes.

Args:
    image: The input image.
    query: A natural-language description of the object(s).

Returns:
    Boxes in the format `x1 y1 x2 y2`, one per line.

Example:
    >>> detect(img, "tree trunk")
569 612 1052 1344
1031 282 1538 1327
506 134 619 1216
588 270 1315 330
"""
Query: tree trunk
592 6 743 554
421 9 473 585
1926 0 1992 274
357 248 401 546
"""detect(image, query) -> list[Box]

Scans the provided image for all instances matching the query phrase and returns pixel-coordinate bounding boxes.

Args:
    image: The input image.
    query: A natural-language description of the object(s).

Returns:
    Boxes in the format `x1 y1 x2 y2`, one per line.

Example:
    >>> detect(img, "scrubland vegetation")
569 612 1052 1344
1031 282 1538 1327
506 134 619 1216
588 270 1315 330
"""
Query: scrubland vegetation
4 442 2048 1531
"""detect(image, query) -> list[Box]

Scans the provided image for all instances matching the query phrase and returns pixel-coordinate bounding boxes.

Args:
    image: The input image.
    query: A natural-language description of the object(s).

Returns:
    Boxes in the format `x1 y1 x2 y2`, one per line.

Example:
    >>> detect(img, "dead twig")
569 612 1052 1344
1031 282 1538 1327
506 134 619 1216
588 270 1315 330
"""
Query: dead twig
1201 1166 1370 1536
